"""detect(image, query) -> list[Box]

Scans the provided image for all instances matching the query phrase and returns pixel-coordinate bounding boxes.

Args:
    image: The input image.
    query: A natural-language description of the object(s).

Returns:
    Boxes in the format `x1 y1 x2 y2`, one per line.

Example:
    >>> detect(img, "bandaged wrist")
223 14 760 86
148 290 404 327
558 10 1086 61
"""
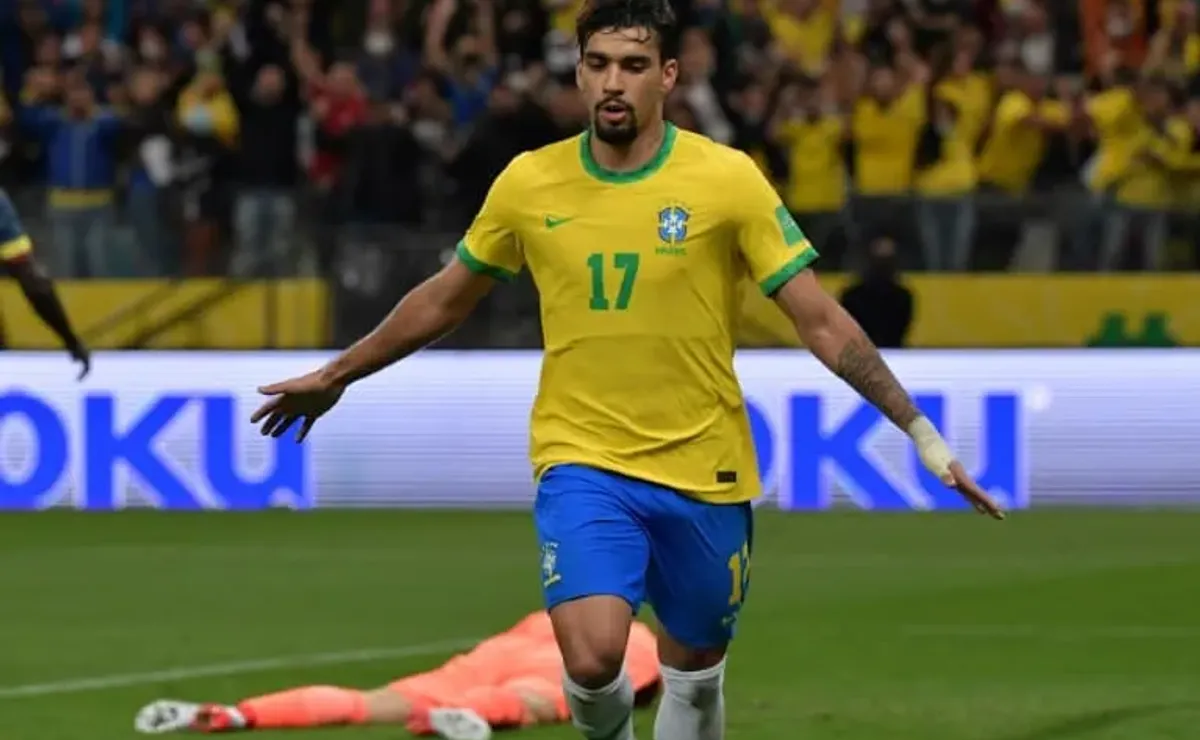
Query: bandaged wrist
906 416 954 477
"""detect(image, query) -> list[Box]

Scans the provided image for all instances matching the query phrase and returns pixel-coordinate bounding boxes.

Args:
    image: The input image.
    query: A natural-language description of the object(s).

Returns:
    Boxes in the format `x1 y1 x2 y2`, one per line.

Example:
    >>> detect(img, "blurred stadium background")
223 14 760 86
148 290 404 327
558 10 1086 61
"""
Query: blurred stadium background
2 0 1200 738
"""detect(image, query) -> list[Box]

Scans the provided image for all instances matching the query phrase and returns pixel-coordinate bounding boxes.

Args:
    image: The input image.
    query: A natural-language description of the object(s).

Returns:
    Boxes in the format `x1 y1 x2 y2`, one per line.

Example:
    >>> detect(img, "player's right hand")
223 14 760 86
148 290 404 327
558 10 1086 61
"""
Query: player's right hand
251 371 345 442
69 341 91 381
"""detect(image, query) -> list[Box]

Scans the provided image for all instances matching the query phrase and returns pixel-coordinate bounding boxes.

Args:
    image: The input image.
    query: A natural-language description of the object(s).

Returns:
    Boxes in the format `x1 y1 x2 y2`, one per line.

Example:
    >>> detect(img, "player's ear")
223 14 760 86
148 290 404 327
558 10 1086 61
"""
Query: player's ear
661 57 678 96
575 58 584 92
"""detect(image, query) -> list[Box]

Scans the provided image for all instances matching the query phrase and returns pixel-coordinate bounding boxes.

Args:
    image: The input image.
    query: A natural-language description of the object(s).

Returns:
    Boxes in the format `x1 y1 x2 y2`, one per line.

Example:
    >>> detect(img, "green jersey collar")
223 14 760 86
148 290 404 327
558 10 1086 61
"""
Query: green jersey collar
580 122 677 184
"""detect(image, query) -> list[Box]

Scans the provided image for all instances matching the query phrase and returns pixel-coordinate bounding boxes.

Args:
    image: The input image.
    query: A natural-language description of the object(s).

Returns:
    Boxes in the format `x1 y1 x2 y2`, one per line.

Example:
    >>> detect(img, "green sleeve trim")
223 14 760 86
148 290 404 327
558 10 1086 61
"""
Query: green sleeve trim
759 246 819 297
456 240 518 283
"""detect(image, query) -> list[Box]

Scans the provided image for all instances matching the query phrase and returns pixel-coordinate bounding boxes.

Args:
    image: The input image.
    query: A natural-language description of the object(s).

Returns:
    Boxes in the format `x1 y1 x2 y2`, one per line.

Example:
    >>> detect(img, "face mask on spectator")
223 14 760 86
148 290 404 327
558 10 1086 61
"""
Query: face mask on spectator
507 71 531 94
141 38 165 61
365 31 394 56
184 107 216 132
1106 8 1133 38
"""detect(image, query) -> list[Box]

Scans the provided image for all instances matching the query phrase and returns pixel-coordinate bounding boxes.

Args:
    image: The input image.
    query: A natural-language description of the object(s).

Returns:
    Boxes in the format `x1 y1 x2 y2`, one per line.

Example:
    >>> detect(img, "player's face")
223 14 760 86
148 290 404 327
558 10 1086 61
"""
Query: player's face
577 27 678 145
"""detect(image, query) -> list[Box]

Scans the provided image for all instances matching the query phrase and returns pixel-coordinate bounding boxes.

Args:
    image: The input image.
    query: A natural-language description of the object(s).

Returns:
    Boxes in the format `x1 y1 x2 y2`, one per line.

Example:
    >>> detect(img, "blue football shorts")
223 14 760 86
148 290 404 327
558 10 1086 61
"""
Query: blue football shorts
534 463 753 650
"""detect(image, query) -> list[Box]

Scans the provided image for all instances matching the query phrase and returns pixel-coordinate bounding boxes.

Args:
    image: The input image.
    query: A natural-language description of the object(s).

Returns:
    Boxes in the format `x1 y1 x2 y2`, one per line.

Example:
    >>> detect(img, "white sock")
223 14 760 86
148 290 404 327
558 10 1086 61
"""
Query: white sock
223 706 248 728
653 659 726 740
564 669 636 740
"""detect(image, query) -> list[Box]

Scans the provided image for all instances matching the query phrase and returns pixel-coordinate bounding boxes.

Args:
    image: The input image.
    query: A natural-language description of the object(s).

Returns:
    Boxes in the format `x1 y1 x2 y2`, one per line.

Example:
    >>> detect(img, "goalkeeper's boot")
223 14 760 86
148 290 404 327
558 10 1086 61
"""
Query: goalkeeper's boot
429 707 492 740
135 700 245 733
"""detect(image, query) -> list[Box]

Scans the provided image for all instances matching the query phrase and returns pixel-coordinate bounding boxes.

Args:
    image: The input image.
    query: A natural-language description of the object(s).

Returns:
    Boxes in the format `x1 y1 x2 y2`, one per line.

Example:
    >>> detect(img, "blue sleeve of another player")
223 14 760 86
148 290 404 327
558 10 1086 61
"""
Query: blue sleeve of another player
0 192 32 262
18 105 63 137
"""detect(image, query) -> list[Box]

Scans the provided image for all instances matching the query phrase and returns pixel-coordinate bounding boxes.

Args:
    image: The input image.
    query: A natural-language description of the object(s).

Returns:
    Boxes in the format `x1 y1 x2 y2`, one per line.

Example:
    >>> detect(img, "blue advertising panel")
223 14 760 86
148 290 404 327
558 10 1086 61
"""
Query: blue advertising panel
1 350 1197 510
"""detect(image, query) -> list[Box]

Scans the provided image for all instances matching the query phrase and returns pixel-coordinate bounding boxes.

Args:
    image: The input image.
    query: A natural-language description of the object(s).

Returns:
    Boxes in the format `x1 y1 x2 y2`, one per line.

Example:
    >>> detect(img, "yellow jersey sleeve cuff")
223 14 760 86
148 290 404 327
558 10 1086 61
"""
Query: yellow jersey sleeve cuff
759 245 818 297
0 235 32 261
455 240 517 283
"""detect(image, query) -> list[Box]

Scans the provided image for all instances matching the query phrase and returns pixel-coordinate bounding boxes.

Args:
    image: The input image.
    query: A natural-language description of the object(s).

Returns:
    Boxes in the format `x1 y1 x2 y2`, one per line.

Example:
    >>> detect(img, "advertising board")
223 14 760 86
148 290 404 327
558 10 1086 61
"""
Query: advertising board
2 351 1197 509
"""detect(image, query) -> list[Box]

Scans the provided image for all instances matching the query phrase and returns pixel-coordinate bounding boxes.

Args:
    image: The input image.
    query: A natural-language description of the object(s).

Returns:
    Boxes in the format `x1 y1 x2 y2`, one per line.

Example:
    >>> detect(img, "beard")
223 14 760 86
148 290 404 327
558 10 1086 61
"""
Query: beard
591 100 640 145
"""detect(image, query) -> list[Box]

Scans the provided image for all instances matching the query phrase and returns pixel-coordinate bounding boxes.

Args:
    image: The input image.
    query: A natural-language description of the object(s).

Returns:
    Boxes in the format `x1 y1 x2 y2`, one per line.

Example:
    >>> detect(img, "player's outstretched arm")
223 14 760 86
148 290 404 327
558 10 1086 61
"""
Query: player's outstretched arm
252 259 495 441
774 270 919 429
255 151 526 441
320 259 494 387
773 269 1004 519
3 257 90 379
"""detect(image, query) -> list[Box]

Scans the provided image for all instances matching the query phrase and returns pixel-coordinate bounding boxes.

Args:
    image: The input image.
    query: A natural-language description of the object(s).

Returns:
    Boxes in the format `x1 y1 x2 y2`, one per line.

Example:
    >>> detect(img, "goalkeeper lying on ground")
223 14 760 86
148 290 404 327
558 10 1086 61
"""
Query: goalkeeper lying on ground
134 611 659 740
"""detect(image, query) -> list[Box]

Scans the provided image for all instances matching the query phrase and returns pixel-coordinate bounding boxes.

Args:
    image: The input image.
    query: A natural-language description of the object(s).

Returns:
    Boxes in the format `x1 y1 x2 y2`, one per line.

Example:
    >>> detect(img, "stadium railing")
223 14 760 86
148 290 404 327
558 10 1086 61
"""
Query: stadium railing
2 183 1197 350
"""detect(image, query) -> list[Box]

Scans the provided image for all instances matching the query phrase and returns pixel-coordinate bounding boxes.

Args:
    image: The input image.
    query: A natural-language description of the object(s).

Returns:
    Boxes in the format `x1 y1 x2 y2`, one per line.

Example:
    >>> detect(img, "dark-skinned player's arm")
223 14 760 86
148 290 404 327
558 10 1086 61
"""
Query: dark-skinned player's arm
251 257 496 441
323 258 493 386
253 152 529 441
772 269 1004 520
1 252 91 379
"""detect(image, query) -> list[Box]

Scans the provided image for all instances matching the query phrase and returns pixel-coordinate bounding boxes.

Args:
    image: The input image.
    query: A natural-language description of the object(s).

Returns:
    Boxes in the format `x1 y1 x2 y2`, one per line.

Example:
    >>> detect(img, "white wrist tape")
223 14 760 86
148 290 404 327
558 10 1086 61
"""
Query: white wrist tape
907 416 955 479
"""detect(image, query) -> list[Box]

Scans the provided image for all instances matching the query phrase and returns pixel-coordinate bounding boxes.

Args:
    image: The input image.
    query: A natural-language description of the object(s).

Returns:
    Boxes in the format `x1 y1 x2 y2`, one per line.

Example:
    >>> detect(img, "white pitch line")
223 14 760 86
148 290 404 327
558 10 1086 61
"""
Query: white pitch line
902 625 1200 640
0 638 479 700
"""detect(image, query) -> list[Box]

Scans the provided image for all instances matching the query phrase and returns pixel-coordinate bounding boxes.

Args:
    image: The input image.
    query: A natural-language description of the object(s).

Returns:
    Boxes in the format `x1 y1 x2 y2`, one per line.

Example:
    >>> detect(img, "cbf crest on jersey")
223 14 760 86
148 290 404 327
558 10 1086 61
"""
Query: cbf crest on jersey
657 206 689 244
656 205 689 256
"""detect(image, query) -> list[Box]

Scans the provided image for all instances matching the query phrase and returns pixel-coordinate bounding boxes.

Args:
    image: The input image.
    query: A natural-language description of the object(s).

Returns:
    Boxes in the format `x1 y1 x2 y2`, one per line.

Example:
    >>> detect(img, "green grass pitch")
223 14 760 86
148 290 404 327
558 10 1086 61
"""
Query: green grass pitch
2 510 1199 739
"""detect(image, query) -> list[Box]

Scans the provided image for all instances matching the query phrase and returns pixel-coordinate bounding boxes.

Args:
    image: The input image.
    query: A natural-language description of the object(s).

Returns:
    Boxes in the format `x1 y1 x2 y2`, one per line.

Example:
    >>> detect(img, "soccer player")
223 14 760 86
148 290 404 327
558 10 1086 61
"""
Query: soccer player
134 612 660 740
0 188 90 377
250 1 1005 738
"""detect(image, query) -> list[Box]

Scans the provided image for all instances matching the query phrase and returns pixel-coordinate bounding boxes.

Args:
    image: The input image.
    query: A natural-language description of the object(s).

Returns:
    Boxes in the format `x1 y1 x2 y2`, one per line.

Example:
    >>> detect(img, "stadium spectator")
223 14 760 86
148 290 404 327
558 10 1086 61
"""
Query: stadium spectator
295 40 368 273
677 27 735 143
175 56 240 275
357 0 422 101
0 88 14 188
728 77 784 182
1182 84 1200 265
445 82 558 217
122 65 174 275
20 67 122 277
231 63 300 277
850 58 927 266
334 95 427 288
771 75 849 264
1145 0 1200 83
838 233 914 348
424 0 501 130
1002 0 1056 76
973 59 1068 266
1097 74 1190 270
913 78 977 270
765 0 839 77
0 0 1194 297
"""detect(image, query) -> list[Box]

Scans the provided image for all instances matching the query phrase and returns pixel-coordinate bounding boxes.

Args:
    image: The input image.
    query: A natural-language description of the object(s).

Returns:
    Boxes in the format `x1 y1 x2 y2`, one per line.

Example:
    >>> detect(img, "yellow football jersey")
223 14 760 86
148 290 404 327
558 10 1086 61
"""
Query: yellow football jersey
457 124 817 504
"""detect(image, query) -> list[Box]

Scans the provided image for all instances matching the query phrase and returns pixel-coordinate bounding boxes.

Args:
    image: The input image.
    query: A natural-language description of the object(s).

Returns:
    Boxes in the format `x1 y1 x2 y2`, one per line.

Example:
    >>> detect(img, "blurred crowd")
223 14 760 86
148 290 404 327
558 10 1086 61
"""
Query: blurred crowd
1 0 1199 282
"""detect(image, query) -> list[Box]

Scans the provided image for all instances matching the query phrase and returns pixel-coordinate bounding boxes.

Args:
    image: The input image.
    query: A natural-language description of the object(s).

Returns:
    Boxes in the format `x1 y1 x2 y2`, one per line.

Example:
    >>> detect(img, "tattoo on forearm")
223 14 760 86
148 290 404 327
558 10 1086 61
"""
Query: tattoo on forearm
834 338 920 429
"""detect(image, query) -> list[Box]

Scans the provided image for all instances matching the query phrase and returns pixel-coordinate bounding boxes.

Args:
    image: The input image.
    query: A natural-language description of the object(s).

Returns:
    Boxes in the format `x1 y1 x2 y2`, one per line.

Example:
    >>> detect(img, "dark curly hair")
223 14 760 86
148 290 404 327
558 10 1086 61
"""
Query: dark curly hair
575 0 680 62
